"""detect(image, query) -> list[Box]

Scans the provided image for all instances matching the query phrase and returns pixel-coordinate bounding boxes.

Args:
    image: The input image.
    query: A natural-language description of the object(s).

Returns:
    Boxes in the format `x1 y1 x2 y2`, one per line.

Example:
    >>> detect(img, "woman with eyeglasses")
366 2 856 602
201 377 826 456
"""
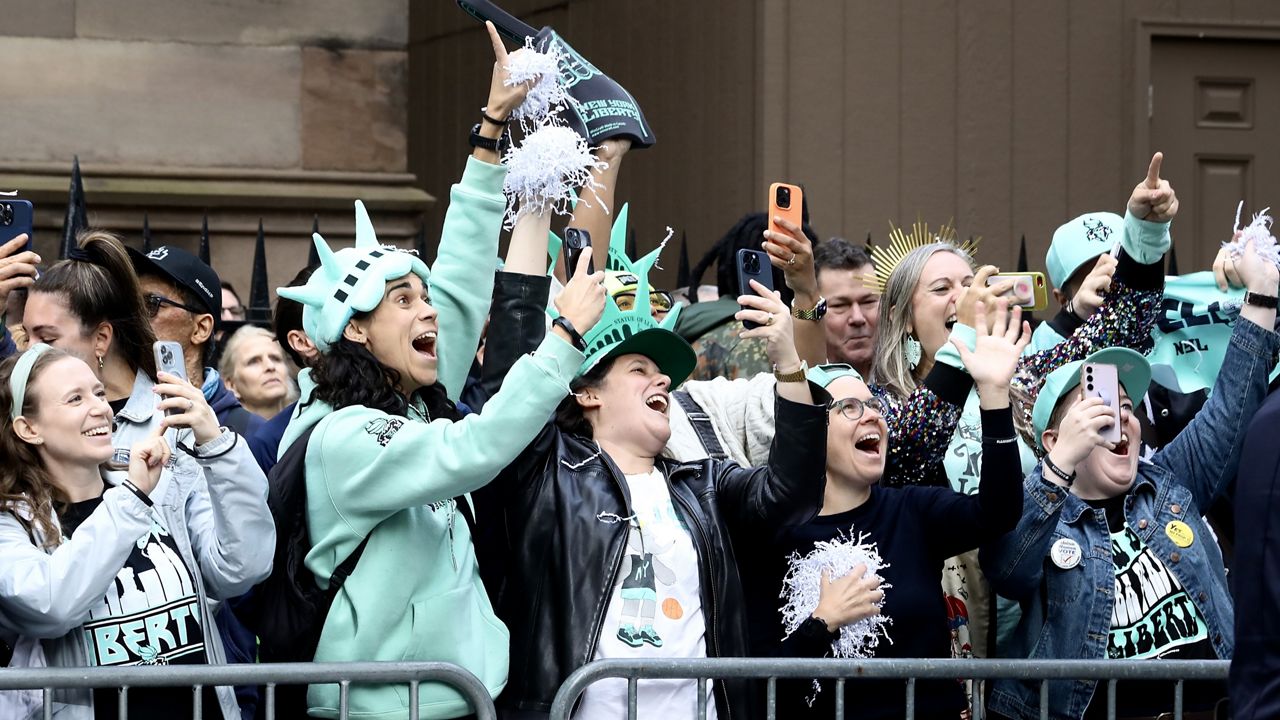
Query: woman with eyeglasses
759 300 1028 720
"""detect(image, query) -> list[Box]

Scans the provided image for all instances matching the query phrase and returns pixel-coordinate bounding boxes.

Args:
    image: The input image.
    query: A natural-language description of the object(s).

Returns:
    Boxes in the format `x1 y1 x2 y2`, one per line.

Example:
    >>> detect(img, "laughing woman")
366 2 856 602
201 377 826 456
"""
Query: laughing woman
474 218 829 718
0 345 272 720
762 300 1028 719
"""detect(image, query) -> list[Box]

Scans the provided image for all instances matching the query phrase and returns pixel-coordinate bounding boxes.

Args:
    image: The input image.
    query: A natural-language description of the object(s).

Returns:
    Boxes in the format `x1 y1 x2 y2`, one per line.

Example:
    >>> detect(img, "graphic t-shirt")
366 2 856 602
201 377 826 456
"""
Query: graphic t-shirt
1082 496 1225 718
61 489 218 720
575 469 717 720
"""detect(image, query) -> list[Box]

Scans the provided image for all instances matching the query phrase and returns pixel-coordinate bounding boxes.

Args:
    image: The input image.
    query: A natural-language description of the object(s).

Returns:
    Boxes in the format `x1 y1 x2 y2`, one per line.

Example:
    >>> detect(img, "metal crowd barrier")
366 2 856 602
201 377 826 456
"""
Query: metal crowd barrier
549 658 1231 720
0 661 496 720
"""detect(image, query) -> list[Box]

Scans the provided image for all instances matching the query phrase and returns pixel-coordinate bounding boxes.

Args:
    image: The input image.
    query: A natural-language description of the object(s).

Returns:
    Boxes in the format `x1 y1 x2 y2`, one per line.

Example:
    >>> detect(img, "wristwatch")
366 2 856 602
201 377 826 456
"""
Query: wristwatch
468 123 509 154
792 296 828 321
1245 291 1279 309
773 362 808 384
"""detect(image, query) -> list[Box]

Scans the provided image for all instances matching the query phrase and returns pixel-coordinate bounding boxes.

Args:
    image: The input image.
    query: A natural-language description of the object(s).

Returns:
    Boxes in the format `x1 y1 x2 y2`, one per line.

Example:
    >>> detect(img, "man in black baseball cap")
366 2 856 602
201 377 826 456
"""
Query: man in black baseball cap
130 245 261 435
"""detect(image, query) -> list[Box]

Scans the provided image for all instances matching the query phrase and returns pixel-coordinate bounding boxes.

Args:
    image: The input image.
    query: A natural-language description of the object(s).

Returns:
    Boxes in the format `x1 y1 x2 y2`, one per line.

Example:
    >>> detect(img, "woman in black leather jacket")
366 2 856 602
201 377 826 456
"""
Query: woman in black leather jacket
476 214 829 719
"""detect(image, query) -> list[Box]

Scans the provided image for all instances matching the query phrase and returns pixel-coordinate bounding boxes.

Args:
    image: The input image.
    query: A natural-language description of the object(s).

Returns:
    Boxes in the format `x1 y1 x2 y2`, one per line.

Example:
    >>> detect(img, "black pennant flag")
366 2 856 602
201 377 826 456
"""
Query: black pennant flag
60 156 89 259
142 213 153 254
248 220 271 324
308 215 321 268
1017 234 1029 273
676 230 691 291
626 228 637 262
1167 242 1179 276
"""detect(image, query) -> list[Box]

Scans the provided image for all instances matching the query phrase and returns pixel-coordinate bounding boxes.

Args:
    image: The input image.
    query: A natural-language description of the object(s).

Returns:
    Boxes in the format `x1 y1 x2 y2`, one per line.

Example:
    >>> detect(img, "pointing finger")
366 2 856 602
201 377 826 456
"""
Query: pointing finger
486 21 508 64
1145 152 1163 189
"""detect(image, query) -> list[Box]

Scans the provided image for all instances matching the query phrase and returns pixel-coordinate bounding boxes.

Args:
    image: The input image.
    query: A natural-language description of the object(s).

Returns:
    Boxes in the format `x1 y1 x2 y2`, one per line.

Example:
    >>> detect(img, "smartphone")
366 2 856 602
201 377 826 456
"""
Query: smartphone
563 227 594 276
736 249 776 330
0 199 34 253
153 341 188 415
988 272 1048 312
1081 362 1122 445
768 183 804 237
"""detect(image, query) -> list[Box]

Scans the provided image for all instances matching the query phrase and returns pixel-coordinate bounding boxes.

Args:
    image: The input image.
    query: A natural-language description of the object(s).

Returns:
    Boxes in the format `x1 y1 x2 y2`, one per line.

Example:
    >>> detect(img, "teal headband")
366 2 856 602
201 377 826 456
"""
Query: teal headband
806 363 864 389
9 344 55 421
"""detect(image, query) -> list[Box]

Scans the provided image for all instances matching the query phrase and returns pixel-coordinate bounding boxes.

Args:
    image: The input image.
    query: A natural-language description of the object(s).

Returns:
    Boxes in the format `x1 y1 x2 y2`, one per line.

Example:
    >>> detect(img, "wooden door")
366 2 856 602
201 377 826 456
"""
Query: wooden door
1150 37 1280 271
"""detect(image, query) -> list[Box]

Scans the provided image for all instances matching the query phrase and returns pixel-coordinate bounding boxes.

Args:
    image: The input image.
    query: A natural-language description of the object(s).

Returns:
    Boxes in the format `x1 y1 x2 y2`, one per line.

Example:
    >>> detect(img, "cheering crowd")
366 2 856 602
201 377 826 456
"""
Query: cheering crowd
2 18 1280 720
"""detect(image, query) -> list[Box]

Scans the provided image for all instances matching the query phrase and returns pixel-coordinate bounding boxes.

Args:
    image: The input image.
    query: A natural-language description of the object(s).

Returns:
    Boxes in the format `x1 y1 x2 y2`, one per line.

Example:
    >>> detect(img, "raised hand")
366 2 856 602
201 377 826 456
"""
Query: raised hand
956 266 1011 330
762 215 817 298
1212 246 1245 291
127 429 171 496
1127 152 1179 222
0 234 41 311
813 564 884 632
1070 254 1118 319
736 280 800 370
482 21 532 122
1232 228 1280 295
949 300 1029 409
154 371 222 445
553 251 607 335
1045 395 1117 479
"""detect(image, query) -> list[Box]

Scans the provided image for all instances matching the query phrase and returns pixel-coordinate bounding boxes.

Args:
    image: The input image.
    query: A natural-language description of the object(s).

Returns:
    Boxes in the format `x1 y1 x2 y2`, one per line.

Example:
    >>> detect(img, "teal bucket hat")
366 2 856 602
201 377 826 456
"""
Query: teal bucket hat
1046 212 1122 290
1031 346 1152 450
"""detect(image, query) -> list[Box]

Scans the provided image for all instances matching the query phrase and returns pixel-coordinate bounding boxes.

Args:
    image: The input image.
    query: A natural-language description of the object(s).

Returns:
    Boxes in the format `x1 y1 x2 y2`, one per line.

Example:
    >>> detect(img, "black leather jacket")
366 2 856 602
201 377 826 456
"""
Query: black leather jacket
475 272 829 719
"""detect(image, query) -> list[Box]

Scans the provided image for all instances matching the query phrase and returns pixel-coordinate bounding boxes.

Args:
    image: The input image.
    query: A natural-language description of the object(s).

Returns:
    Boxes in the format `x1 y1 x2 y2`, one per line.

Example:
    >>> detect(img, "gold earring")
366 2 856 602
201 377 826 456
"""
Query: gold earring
97 355 105 372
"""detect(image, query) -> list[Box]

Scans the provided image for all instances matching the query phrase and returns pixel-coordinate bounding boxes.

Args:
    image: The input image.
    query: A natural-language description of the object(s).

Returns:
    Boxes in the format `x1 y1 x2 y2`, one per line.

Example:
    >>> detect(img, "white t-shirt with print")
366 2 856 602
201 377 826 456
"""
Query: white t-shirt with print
575 468 718 720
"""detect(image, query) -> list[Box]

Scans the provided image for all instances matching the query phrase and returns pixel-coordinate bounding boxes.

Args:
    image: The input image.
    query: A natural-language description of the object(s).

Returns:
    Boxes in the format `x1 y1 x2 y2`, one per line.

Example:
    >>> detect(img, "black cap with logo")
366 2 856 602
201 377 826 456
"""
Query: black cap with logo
128 245 223 322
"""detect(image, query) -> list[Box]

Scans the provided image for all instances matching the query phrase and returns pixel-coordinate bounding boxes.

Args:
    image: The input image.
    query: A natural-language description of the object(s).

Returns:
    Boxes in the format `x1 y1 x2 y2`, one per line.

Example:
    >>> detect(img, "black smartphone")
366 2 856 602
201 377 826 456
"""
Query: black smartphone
564 228 595 276
736 248 776 330
0 199 34 253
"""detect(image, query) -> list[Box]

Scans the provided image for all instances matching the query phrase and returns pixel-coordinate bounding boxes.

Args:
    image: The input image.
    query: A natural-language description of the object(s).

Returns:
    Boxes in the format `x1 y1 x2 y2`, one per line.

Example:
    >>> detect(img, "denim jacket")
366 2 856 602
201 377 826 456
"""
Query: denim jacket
983 318 1280 720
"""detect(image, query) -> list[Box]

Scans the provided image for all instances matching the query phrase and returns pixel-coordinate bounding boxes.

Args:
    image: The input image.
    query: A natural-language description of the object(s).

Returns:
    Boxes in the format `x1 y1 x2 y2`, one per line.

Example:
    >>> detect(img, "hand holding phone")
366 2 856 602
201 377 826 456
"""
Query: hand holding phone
768 183 804 239
564 228 595 276
1081 362 1122 444
153 341 189 416
987 272 1048 312
736 249 776 330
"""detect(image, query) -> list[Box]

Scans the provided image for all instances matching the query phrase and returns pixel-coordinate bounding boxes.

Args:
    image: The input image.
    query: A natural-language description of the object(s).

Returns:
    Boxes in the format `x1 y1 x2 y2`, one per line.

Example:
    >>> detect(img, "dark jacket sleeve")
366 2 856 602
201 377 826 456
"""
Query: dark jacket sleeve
714 388 829 529
876 362 972 489
921 407 1024 559
0 326 16 360
479 271 553 399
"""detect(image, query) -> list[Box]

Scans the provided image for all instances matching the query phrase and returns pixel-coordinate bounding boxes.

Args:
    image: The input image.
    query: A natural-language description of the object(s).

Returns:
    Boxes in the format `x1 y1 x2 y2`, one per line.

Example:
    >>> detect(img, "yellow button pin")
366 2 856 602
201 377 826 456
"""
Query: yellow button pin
1166 520 1194 548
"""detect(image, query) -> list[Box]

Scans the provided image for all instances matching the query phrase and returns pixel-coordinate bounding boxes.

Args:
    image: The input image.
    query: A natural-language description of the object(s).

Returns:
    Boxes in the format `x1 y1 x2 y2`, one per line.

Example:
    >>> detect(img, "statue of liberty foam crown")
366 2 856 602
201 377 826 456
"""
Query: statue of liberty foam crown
276 200 431 352
570 203 697 387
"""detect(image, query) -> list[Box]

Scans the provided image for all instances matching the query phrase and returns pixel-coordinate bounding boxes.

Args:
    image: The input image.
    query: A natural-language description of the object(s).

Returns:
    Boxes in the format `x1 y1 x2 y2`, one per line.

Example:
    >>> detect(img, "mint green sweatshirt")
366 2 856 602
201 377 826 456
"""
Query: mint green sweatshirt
280 157 584 719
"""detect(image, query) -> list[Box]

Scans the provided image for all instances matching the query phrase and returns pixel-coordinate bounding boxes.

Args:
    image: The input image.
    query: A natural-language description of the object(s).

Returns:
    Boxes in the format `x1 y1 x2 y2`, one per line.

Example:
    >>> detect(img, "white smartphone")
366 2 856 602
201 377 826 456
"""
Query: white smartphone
153 341 188 416
1081 362 1122 445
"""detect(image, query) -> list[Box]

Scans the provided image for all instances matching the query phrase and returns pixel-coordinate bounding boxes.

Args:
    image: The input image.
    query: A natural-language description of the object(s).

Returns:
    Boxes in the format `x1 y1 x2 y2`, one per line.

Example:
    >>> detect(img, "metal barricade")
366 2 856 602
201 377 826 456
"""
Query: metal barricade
0 661 496 720
549 658 1231 720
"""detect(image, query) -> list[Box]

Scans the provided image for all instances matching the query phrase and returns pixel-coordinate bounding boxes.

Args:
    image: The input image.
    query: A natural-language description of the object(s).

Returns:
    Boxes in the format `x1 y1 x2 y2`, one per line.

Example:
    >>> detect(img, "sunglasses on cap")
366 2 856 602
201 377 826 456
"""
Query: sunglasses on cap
613 290 674 314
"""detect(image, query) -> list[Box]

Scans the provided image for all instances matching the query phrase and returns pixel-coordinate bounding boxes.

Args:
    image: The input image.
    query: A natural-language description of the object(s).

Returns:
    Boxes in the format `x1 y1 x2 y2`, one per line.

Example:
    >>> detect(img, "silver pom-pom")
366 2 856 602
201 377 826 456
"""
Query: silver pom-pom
1224 201 1280 269
501 124 605 228
780 532 893 659
505 39 569 127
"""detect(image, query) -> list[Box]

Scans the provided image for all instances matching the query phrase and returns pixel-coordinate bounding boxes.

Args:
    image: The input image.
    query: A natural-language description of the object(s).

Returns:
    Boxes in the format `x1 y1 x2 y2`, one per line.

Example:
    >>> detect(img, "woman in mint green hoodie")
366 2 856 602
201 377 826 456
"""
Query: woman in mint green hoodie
273 25 608 720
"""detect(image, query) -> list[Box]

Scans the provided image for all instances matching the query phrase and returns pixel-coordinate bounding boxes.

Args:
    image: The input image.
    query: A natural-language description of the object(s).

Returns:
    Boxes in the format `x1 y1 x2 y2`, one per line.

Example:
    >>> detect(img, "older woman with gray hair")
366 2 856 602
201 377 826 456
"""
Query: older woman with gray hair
217 325 297 420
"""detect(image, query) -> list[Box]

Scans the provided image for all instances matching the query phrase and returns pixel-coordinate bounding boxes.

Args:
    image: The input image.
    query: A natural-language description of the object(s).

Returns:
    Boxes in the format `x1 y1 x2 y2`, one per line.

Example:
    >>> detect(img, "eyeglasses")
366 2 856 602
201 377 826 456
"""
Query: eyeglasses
828 396 887 422
613 290 675 314
144 293 205 319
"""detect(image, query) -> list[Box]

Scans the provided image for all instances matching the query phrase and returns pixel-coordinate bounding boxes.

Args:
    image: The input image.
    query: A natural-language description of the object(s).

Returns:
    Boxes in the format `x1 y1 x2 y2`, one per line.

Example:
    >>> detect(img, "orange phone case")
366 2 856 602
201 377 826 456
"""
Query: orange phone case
768 183 804 237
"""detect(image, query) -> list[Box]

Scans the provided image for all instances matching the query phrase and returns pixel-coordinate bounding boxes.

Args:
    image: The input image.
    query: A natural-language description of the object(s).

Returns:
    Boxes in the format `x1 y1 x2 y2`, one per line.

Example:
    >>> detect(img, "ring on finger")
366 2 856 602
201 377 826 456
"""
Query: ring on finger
765 313 775 326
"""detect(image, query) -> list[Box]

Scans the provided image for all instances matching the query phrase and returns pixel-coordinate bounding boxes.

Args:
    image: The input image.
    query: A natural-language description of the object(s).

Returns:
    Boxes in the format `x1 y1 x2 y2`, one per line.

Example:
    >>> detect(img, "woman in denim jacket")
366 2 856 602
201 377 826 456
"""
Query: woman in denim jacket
983 234 1279 720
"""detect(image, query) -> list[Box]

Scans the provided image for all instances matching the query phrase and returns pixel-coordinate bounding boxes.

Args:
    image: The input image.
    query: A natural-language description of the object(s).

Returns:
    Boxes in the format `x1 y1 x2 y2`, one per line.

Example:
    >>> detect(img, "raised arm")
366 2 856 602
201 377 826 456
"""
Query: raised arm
566 138 631 273
764 216 827 367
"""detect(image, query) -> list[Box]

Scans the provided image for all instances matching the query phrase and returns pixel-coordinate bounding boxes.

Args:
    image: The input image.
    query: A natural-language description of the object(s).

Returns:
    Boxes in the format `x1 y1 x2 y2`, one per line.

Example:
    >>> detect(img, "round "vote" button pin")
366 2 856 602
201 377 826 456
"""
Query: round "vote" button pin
1050 538 1082 569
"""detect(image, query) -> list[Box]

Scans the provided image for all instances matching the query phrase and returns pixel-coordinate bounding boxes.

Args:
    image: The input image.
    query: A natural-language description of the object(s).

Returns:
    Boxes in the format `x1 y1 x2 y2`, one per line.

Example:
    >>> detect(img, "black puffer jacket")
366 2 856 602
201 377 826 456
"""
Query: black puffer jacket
475 272 829 720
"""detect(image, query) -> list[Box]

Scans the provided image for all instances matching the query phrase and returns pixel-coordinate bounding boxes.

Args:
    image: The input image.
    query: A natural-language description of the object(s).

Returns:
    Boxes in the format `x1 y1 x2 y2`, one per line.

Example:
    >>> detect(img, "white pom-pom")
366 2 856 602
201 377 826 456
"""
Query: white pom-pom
1224 201 1280 268
780 532 893 659
501 124 606 228
505 39 569 126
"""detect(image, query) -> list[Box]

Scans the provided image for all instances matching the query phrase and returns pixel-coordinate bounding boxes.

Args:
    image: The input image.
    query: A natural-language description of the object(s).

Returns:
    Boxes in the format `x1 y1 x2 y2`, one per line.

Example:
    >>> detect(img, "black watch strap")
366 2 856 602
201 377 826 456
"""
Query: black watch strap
552 316 586 351
1245 291 1279 309
469 123 504 152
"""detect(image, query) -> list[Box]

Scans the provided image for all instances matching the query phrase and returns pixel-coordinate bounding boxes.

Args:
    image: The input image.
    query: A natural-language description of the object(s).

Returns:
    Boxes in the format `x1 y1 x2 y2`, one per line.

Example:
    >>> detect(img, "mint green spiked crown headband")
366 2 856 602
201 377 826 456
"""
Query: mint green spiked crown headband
571 203 696 387
277 201 431 352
